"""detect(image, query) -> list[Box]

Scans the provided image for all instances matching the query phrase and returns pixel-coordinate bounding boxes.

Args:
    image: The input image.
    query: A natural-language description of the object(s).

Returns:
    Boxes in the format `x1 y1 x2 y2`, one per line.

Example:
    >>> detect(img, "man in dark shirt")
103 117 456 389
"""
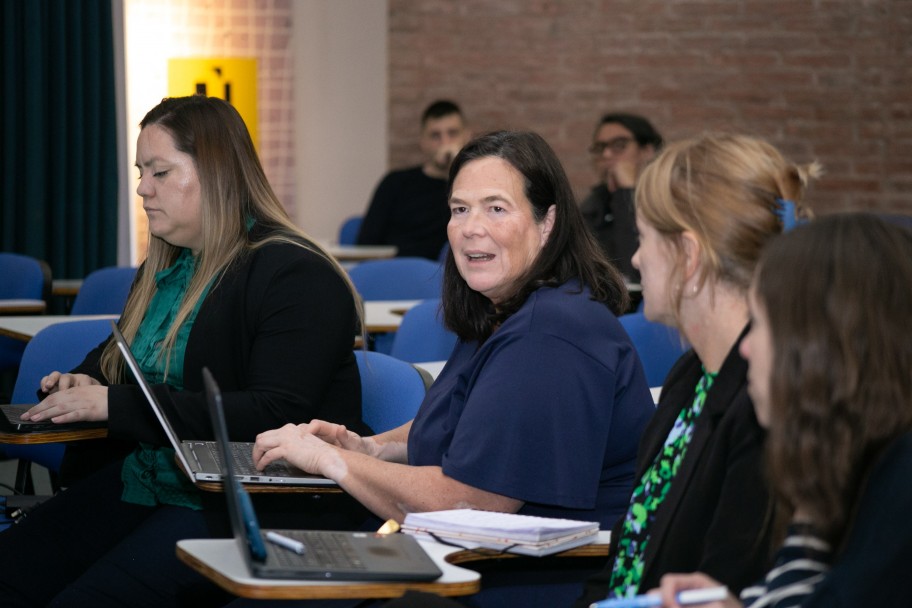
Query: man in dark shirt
357 100 470 260
580 113 662 283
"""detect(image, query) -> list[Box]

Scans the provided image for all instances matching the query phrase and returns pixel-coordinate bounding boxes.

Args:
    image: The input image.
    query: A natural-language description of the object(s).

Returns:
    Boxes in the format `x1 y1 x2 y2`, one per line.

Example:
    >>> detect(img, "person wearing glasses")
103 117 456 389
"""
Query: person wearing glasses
580 113 663 284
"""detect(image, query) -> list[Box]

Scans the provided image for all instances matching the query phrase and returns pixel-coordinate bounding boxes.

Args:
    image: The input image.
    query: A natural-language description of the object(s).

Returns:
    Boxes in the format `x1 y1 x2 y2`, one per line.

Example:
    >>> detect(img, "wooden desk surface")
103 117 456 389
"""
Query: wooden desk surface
0 300 47 314
176 531 610 600
0 427 107 444
193 479 343 495
52 279 83 297
0 314 118 342
324 244 398 262
415 361 446 381
177 538 478 600
362 300 420 333
0 301 414 339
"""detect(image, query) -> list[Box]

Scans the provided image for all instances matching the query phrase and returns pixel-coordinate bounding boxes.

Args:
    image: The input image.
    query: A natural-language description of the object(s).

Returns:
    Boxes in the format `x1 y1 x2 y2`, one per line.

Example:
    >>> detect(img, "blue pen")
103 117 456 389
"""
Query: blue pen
589 586 728 608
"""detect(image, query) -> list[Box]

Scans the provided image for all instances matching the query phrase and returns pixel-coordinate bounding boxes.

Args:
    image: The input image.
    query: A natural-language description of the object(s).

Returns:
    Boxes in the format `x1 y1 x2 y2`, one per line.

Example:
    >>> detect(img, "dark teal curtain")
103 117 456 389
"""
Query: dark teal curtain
1 0 118 280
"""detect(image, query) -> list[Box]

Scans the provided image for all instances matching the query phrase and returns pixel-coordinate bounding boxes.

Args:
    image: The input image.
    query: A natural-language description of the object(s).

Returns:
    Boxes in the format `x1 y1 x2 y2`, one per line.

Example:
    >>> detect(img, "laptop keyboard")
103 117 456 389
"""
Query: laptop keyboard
207 442 293 477
269 531 365 570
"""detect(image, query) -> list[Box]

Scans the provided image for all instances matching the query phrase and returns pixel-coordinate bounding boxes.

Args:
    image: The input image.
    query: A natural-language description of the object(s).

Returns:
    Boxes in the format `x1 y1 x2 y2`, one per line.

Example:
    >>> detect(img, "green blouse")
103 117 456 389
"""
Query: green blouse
120 249 213 510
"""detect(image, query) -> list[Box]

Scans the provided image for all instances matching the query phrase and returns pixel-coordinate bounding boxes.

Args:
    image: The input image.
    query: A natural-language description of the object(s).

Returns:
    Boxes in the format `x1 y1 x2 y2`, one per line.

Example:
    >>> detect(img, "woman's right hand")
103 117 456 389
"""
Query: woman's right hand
655 573 742 608
40 371 101 395
303 419 382 457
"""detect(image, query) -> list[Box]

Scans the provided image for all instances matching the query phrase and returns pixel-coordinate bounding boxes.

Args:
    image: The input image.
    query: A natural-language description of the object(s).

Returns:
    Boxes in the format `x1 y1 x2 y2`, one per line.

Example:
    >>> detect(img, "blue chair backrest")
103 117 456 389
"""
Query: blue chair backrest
3 319 114 472
390 299 457 364
347 257 443 301
619 312 689 387
70 266 137 315
0 253 50 370
338 216 363 245
354 350 428 434
0 252 48 300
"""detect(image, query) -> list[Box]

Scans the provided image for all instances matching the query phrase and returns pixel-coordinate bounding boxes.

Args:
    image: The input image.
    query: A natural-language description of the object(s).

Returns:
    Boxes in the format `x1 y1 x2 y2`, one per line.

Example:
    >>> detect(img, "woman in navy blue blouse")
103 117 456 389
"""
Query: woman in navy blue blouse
254 130 655 530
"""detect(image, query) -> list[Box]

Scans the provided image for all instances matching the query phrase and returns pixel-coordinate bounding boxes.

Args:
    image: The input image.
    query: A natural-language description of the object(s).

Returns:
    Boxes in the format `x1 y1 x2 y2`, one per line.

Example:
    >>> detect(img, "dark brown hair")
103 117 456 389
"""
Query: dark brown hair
755 213 912 549
102 96 356 380
595 112 663 149
442 130 628 342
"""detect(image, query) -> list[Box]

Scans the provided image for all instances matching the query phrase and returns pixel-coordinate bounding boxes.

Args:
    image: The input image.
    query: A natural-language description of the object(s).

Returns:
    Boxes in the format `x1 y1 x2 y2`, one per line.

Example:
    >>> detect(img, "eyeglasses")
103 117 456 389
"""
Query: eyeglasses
589 137 633 155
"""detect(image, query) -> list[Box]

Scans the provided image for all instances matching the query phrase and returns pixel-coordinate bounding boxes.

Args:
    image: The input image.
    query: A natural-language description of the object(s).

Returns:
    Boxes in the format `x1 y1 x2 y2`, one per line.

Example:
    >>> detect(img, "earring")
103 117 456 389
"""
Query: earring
692 283 699 295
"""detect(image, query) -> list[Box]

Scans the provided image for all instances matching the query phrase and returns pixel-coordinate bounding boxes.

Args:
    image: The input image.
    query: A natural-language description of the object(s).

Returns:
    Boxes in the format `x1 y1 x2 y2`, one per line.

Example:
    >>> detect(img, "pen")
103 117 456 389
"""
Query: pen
265 531 306 555
589 586 728 608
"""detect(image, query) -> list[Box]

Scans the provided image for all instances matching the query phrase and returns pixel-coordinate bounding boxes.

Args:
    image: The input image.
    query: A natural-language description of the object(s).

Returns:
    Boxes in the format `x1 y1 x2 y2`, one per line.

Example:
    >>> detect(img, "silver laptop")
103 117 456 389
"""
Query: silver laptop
110 320 336 487
203 366 442 581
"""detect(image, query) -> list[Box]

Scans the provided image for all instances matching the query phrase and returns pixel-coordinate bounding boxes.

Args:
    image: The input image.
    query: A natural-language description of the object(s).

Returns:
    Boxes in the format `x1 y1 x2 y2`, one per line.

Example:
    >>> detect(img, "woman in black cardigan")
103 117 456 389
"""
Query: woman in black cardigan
576 133 821 605
0 96 367 607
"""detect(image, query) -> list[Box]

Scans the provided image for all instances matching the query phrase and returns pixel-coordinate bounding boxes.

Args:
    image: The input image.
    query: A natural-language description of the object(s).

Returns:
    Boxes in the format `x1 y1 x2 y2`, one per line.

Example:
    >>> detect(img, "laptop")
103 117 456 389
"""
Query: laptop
203 366 443 581
0 403 106 433
110 320 336 487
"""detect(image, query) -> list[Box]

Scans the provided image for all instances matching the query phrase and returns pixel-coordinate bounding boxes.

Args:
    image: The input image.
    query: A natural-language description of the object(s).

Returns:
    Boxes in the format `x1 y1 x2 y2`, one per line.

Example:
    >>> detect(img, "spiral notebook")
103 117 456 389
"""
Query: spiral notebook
402 509 600 557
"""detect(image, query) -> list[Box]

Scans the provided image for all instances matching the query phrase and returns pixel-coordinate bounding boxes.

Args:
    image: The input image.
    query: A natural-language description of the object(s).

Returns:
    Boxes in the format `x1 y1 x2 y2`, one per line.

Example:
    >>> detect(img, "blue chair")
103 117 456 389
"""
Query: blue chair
0 253 51 301
619 312 689 387
2 319 113 493
0 253 52 373
338 216 363 246
70 266 137 315
354 350 429 434
390 299 457 364
349 258 444 353
347 257 444 301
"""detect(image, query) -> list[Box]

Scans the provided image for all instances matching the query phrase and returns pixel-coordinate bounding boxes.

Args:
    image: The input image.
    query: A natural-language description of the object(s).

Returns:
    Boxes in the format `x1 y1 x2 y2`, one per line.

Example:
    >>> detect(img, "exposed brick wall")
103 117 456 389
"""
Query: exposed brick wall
126 0 295 229
388 0 912 214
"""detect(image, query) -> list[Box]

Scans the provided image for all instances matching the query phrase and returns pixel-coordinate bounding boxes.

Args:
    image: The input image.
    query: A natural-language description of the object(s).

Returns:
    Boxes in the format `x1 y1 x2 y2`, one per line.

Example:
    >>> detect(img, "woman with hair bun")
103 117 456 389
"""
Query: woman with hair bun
656 213 912 607
578 133 821 605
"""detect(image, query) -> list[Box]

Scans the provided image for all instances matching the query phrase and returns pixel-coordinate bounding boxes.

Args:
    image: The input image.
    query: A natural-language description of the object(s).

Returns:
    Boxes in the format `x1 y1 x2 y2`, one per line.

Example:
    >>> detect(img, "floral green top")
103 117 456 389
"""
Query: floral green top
120 249 213 510
608 368 717 597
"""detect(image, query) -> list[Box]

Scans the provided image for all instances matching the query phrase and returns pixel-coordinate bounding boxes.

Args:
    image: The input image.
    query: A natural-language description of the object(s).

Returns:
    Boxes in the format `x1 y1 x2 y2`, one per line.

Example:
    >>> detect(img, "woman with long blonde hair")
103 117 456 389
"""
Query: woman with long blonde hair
0 95 368 606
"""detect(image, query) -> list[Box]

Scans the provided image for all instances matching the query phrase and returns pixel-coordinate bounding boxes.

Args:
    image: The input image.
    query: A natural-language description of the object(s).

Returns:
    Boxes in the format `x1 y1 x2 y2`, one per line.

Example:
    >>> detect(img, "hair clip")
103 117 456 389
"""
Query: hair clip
774 198 804 232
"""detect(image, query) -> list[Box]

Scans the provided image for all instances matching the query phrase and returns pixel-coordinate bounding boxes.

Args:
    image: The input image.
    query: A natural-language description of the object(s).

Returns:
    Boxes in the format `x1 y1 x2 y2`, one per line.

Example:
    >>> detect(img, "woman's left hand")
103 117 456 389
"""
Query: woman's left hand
654 573 741 608
23 386 109 423
253 424 348 480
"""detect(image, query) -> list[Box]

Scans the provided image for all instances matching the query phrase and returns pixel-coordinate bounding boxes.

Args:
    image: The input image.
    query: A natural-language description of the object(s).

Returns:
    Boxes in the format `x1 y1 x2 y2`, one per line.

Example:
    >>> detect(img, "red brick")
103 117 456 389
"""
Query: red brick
384 0 910 215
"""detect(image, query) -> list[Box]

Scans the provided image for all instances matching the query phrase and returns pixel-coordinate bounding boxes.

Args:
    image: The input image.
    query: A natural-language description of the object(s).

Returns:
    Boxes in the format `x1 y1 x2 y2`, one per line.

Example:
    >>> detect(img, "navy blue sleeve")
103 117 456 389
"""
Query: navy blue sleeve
441 331 623 510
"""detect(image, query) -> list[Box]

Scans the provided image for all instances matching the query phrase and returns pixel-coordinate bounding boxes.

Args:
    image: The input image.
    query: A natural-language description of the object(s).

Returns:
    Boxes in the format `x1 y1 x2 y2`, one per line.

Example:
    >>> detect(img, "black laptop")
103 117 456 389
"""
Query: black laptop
202 367 443 581
0 403 105 433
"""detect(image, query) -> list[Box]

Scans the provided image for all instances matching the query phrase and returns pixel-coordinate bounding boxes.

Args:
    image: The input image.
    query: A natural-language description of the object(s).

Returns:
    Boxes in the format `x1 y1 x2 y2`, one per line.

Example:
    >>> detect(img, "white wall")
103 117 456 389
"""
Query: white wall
293 0 388 243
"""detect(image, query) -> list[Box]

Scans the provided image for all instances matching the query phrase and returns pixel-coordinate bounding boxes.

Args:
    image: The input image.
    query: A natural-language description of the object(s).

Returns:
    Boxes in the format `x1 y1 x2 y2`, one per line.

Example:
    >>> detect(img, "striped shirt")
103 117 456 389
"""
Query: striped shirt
741 525 832 608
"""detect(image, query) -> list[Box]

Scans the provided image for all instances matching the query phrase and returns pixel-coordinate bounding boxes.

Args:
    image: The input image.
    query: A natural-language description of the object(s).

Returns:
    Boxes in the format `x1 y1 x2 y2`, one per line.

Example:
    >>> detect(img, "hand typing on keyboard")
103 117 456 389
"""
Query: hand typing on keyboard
253 423 350 481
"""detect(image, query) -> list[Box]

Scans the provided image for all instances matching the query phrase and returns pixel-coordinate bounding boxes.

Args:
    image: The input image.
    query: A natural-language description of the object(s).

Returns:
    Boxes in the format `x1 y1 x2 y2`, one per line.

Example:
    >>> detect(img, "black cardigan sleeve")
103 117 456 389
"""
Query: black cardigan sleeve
73 241 362 446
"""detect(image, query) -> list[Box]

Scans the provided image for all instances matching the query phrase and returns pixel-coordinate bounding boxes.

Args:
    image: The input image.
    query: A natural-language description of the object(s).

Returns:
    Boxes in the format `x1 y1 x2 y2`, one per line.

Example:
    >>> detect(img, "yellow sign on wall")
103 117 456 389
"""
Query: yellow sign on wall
167 58 258 148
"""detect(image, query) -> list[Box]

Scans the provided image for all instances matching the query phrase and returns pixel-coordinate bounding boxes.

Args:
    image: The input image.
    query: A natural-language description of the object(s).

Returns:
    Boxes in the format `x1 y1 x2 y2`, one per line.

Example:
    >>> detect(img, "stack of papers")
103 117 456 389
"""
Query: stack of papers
401 509 600 556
